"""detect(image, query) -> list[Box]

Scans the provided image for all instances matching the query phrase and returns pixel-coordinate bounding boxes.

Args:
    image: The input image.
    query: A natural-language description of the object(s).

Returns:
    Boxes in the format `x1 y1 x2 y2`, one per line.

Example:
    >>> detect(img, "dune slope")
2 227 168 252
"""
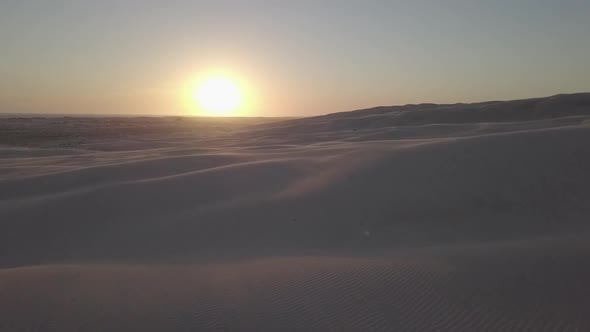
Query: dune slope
1 93 590 331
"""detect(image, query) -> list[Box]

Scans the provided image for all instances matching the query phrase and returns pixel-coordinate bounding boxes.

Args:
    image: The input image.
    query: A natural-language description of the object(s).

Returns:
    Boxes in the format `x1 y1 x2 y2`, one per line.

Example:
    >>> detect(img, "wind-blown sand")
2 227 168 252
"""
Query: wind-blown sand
1 93 590 331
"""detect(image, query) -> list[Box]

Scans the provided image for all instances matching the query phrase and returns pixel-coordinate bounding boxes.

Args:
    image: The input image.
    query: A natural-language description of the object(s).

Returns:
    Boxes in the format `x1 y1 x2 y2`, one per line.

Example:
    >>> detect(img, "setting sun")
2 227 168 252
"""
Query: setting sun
193 77 243 116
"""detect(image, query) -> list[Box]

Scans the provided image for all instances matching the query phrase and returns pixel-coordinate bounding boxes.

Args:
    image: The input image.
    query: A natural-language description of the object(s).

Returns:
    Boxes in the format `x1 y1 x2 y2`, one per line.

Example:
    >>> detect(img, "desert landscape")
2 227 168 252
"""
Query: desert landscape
1 93 590 331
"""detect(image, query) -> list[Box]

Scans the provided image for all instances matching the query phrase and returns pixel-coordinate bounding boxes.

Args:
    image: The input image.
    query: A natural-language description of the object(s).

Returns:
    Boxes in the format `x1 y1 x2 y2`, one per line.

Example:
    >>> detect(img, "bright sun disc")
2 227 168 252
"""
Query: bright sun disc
194 77 242 116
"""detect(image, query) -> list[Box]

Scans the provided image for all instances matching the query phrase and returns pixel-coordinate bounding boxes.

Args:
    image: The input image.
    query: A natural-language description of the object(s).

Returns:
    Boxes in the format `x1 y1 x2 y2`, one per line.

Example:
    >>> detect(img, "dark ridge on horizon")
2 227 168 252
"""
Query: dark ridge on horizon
252 93 590 133
322 92 590 119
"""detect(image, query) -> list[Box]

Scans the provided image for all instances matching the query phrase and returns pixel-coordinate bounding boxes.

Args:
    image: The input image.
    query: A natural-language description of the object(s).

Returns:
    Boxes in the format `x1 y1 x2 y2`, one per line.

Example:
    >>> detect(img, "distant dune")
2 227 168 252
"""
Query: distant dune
1 93 590 331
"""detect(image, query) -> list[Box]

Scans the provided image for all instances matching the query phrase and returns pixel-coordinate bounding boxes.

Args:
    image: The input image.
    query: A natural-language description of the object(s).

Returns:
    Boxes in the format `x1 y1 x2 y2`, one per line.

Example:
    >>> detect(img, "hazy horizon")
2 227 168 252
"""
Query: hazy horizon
2 92 589 119
2 0 590 117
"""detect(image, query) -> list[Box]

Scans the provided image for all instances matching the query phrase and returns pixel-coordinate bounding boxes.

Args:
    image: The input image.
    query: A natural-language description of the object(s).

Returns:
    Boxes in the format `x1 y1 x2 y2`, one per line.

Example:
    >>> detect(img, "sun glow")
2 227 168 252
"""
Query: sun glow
193 77 243 116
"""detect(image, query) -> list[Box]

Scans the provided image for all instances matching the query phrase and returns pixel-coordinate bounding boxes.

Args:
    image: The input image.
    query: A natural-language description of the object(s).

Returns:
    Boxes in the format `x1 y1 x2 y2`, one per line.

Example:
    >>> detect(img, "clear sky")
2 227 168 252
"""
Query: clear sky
1 0 589 116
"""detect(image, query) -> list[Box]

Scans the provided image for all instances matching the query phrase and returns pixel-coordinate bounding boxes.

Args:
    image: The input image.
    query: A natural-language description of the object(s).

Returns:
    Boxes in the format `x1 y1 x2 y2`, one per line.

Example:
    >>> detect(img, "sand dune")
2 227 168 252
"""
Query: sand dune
1 93 590 331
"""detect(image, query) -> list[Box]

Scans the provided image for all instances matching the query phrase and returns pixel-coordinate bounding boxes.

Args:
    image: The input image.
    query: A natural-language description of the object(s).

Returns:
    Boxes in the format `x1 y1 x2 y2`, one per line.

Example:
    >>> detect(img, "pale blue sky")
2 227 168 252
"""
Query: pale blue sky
1 0 589 116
